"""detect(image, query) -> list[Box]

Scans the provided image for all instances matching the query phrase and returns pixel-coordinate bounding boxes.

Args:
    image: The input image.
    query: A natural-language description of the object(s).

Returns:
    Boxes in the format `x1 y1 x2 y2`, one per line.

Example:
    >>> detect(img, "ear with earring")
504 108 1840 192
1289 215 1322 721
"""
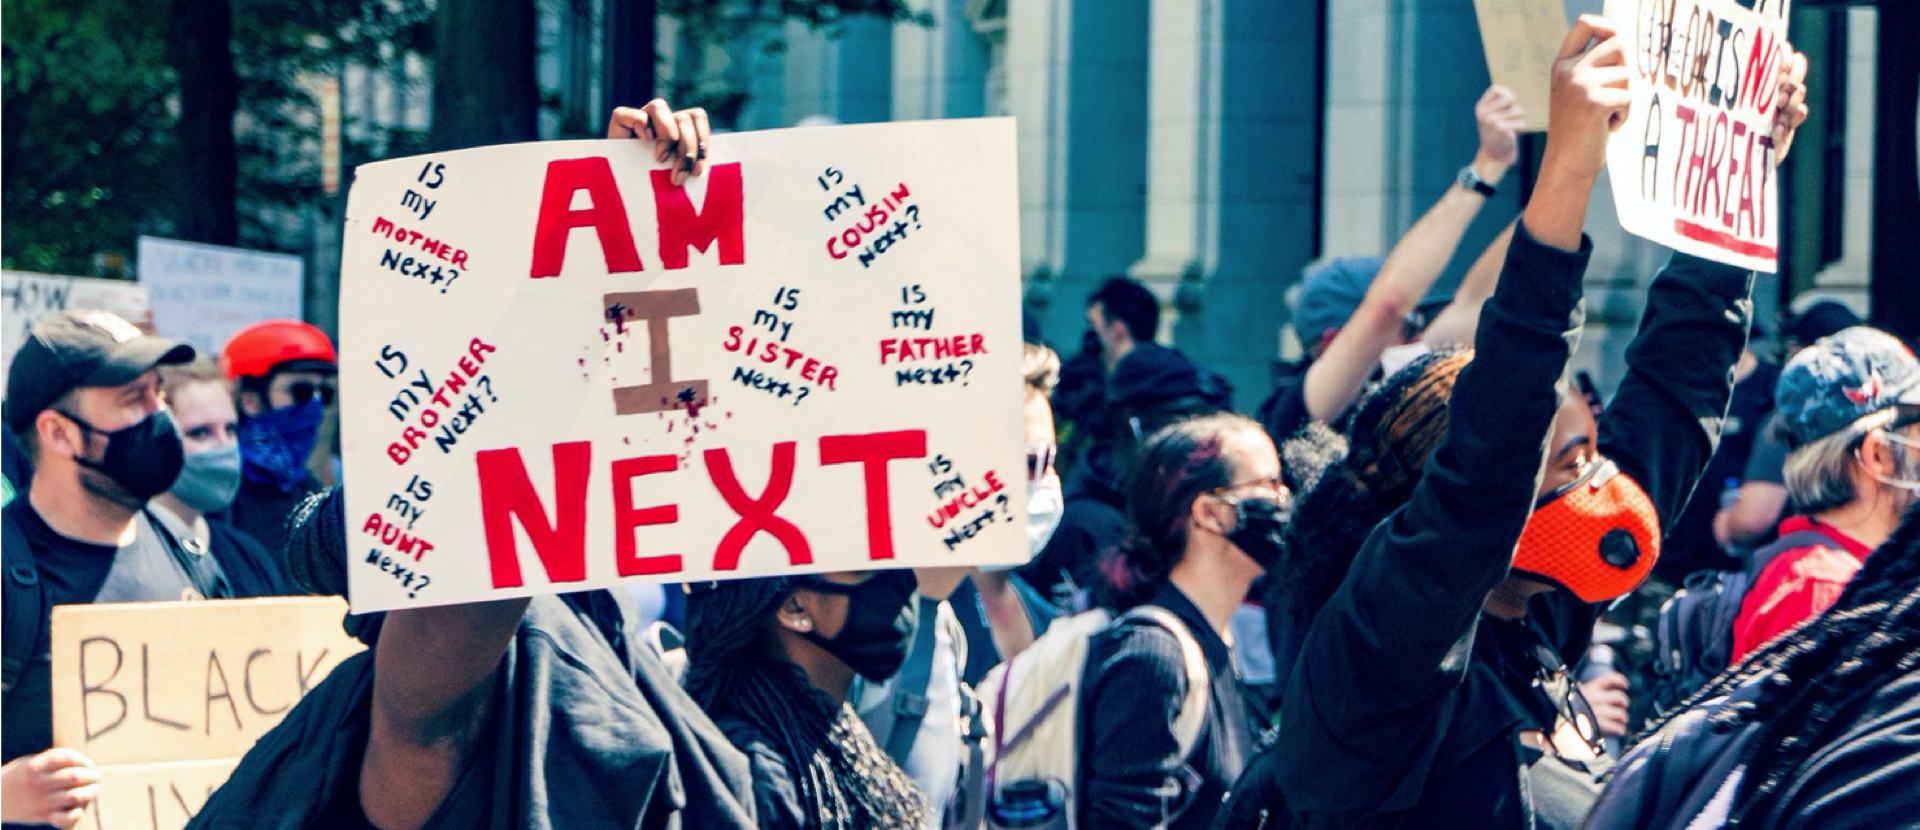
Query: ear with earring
781 597 815 632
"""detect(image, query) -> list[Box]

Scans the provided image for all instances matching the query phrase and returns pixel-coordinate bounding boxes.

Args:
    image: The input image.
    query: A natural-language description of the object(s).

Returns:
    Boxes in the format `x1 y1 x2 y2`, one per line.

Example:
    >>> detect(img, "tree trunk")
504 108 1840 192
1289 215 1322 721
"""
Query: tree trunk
431 0 540 151
168 0 238 245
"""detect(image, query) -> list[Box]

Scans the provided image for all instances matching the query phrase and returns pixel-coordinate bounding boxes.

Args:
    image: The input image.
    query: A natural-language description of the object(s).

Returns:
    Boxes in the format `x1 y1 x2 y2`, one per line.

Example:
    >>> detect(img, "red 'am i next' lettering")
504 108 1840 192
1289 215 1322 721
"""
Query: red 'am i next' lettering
528 159 746 278
473 431 927 589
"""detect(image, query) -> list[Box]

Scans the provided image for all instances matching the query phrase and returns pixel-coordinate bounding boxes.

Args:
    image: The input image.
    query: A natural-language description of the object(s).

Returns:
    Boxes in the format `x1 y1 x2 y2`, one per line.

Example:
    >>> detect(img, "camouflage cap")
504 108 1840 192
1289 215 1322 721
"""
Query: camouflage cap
1775 326 1920 449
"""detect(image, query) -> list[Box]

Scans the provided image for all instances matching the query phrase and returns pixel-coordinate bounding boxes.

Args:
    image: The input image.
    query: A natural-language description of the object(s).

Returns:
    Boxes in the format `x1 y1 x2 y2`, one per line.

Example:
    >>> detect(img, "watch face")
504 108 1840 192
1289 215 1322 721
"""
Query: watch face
1458 167 1493 196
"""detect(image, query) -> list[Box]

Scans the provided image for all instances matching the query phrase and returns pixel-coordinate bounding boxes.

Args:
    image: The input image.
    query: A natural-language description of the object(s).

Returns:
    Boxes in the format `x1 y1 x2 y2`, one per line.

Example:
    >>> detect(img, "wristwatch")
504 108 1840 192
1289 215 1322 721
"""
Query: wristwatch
1456 165 1497 198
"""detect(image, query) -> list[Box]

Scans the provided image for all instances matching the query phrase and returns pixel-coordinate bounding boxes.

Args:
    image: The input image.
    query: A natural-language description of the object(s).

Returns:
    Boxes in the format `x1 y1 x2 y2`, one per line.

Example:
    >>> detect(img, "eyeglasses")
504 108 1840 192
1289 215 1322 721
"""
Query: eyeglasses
285 382 336 407
1026 443 1057 482
1212 475 1289 499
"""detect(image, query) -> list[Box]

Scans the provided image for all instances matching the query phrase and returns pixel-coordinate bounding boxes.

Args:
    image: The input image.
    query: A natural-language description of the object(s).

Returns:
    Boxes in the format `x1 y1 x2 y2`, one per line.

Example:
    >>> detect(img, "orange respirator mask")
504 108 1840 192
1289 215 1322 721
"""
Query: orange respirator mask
1510 458 1661 603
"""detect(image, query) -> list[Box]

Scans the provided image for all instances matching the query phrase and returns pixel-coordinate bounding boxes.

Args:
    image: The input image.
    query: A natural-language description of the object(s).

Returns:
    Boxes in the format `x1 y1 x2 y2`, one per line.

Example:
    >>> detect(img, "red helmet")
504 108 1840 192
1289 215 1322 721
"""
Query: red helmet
220 320 337 380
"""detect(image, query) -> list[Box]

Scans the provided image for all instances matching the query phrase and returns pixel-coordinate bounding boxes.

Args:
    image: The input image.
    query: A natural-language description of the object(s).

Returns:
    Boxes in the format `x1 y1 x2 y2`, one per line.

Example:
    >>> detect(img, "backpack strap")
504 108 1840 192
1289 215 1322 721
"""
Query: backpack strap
1117 605 1211 762
949 682 990 830
884 594 944 763
2 510 45 694
143 508 234 599
1748 527 1850 576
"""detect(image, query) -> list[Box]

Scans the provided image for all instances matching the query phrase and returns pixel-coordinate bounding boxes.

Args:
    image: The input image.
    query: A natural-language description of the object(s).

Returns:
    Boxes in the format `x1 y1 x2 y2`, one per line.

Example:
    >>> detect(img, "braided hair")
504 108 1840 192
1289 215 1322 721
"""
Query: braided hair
1276 349 1473 625
1096 412 1263 610
284 487 348 596
1637 501 1920 824
683 578 924 830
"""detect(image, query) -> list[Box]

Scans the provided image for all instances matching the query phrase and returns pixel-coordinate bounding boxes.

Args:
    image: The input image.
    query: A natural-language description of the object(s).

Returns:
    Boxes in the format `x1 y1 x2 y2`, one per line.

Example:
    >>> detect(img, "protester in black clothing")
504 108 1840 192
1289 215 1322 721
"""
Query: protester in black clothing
187 488 758 830
187 100 759 830
1214 21 1805 829
219 317 337 558
1050 278 1156 477
684 572 926 830
1 310 210 827
1585 501 1920 830
1079 412 1279 830
1086 277 1158 374
1050 330 1107 469
1661 342 1781 577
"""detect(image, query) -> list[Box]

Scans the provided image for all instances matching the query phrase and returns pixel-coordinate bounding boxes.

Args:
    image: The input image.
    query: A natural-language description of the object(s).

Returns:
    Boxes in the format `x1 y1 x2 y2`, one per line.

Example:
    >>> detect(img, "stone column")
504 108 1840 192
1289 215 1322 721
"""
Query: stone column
780 17 896 125
893 0 989 120
1128 0 1319 409
1005 0 1152 348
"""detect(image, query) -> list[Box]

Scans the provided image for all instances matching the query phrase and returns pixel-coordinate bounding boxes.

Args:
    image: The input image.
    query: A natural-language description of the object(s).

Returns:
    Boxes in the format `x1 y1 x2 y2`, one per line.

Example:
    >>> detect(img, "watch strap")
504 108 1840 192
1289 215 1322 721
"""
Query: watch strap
1458 166 1497 198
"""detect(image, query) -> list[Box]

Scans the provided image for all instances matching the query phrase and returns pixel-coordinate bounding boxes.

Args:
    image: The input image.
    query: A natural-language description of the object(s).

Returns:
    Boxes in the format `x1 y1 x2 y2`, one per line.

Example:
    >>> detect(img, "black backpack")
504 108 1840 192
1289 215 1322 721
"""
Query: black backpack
2 509 44 694
1644 527 1840 717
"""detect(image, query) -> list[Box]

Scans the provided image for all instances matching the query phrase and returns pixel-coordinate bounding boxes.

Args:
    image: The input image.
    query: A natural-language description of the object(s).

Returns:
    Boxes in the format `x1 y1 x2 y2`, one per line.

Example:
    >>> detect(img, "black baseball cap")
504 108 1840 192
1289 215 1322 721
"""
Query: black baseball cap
4 310 196 433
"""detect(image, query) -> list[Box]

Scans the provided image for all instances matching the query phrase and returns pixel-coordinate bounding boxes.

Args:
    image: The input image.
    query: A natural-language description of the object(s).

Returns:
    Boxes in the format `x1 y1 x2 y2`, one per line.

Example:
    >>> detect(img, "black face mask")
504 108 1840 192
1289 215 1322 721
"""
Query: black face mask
62 408 185 503
1225 495 1290 572
799 570 919 682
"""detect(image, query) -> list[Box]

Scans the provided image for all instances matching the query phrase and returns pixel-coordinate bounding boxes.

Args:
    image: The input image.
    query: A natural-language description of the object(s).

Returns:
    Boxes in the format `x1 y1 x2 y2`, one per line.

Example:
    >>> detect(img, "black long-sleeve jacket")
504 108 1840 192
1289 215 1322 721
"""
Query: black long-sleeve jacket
1080 581 1255 830
1260 226 1753 829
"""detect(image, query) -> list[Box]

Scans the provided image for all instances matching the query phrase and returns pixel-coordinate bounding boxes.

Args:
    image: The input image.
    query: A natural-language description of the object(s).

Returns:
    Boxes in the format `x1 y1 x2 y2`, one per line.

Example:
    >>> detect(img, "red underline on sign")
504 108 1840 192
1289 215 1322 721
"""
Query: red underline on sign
1673 219 1776 260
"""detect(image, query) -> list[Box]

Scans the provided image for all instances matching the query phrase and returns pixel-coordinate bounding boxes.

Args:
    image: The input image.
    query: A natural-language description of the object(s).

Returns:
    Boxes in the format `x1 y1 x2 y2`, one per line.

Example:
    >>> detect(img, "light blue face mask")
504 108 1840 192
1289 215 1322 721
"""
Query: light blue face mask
170 443 243 513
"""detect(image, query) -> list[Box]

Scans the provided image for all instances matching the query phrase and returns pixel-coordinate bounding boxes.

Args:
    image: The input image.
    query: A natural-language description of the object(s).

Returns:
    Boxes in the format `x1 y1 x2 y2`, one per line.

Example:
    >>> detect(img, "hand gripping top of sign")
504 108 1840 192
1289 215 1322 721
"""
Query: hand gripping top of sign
1599 0 1809 272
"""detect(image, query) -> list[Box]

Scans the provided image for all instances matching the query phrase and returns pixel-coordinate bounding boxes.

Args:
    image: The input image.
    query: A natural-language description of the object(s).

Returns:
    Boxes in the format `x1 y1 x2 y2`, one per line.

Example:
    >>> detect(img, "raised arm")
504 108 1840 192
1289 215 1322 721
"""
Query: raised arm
356 99 718 830
1275 17 1627 817
358 599 530 830
1301 86 1525 421
1597 48 1807 529
1419 219 1517 348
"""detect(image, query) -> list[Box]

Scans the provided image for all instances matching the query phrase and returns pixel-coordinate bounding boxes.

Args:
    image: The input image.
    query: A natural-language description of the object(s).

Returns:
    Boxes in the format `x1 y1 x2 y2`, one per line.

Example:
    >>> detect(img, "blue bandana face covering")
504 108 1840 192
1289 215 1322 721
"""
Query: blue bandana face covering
239 400 324 493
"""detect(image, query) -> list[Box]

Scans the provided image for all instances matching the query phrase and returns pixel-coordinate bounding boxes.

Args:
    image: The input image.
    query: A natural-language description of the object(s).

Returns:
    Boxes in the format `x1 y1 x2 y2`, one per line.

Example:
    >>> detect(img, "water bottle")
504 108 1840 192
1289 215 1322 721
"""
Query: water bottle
1719 476 1742 511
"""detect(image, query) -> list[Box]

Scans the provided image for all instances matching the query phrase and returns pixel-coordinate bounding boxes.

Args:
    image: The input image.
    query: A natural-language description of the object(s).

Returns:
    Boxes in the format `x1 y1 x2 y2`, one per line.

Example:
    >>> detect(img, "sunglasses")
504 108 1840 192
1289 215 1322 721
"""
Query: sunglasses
285 381 336 407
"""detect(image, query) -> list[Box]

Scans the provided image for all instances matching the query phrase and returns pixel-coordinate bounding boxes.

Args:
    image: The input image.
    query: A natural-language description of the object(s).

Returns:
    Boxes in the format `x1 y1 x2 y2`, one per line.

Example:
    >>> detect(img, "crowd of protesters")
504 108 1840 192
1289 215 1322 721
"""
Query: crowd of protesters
11 13 1920 830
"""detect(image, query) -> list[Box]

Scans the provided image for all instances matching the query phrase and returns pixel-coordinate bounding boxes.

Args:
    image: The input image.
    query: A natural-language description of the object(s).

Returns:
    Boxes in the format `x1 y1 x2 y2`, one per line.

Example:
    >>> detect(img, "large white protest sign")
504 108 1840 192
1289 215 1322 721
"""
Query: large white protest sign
51 598 364 830
1603 0 1792 272
2 271 150 388
138 236 304 355
340 120 1024 612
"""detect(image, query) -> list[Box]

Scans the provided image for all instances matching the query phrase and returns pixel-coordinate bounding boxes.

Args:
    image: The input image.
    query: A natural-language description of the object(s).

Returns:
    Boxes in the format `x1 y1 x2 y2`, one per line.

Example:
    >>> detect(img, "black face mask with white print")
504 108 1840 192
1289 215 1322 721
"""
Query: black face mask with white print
1224 495 1291 571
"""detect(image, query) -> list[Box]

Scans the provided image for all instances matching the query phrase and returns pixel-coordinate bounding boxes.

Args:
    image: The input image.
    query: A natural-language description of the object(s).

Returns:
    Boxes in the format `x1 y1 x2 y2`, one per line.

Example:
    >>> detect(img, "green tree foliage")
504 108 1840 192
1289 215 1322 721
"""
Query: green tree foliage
4 0 918 274
3 0 176 274
2 0 430 272
231 0 432 249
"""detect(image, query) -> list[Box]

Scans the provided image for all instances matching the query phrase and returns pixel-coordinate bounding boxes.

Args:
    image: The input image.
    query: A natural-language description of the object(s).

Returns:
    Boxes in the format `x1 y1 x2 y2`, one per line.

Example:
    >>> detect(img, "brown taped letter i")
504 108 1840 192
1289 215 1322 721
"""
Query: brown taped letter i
604 289 709 415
